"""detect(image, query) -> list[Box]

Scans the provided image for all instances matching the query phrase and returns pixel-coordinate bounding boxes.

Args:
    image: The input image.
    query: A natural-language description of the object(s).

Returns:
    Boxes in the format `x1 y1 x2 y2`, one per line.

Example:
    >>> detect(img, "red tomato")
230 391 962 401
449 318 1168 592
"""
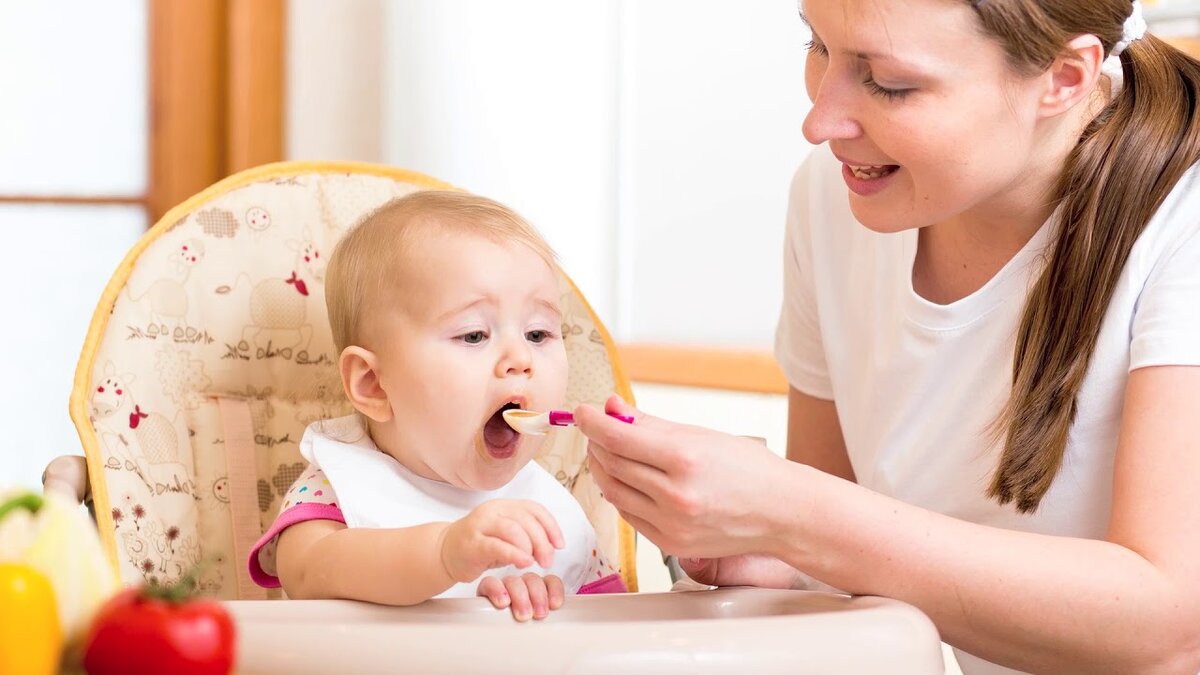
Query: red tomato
83 586 235 675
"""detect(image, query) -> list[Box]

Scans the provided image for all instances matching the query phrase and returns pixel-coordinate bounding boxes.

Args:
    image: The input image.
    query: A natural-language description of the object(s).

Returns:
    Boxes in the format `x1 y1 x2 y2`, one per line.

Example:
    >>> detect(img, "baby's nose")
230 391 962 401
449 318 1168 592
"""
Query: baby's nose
496 340 533 377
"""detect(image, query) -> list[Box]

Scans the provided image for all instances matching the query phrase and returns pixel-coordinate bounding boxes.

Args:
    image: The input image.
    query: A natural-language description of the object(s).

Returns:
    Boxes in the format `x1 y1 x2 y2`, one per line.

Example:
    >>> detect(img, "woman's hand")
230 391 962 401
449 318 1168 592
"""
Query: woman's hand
477 573 564 622
677 554 804 589
576 396 794 560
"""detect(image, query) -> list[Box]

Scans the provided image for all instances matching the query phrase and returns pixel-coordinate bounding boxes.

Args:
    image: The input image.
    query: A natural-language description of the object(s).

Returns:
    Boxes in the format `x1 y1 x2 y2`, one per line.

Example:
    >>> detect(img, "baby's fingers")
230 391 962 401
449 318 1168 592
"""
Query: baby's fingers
516 501 564 550
545 574 565 610
482 518 537 566
511 506 562 569
476 576 510 609
479 536 536 571
522 573 550 620
504 575 533 622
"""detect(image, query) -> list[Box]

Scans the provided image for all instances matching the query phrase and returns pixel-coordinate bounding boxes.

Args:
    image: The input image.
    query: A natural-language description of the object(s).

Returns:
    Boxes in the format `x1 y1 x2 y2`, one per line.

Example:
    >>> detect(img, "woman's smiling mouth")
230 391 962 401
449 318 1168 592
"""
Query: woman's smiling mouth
847 163 899 180
841 162 900 196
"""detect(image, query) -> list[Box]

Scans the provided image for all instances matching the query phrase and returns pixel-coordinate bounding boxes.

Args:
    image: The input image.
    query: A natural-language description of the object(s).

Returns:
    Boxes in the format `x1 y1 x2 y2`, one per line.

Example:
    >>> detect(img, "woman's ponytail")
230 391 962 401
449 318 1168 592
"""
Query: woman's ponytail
969 1 1200 512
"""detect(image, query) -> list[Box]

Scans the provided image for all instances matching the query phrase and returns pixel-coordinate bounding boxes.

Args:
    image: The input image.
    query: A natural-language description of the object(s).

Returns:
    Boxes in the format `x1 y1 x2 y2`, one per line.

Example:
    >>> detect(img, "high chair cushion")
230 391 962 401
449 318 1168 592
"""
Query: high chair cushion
70 163 637 599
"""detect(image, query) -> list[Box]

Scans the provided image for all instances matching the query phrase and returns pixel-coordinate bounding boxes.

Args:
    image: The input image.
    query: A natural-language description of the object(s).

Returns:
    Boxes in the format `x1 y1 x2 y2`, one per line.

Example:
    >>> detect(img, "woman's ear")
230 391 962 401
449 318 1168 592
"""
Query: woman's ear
1038 34 1106 117
339 346 393 422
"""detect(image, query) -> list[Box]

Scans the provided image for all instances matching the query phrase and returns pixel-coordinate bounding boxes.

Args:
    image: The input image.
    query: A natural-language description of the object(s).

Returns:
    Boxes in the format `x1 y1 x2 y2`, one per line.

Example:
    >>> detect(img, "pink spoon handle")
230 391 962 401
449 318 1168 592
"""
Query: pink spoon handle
547 410 635 427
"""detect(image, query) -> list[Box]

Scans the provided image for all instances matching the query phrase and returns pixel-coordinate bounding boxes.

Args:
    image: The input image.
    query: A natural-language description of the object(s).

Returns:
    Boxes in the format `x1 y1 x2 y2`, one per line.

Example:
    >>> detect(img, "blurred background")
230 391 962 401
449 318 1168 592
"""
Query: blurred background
2 1 1199 600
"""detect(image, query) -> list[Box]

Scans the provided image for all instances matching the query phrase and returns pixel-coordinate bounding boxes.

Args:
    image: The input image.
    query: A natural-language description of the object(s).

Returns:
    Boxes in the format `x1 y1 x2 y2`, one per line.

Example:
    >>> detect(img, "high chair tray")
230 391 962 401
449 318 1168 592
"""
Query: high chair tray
224 587 943 674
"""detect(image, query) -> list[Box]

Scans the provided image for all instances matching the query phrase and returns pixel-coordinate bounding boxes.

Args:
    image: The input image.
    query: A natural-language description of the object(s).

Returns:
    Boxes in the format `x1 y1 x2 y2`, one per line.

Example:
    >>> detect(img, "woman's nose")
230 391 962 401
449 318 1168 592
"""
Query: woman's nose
802 78 862 145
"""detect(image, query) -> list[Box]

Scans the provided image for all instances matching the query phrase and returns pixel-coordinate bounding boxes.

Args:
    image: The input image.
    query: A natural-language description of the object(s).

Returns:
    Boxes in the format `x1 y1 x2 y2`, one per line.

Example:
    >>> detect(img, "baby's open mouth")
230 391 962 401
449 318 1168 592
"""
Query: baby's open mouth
483 402 521 459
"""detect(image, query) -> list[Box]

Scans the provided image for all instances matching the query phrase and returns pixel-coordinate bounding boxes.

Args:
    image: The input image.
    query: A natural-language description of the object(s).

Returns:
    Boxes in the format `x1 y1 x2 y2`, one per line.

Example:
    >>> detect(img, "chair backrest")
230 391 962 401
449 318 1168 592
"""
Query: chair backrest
70 162 637 599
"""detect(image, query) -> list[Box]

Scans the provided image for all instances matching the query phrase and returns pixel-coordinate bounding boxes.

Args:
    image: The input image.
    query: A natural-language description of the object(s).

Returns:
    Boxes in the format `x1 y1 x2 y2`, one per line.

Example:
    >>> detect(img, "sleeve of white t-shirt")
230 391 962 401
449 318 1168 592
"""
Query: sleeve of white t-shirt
774 155 835 400
1130 220 1200 369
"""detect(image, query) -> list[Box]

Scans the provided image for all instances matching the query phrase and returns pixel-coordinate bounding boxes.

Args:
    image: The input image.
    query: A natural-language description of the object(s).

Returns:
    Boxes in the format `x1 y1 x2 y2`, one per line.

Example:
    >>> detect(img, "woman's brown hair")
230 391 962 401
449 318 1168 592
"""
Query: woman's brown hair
969 1 1200 512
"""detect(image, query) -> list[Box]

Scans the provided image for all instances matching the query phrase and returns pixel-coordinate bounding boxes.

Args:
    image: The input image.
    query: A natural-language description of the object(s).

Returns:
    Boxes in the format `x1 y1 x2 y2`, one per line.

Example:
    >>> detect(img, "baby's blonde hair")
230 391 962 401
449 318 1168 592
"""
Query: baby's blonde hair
325 190 558 354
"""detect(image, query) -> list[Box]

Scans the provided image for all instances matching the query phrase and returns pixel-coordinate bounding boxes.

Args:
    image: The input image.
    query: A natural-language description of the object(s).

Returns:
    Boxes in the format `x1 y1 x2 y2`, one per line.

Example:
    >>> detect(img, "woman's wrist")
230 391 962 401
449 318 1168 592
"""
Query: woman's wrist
757 461 850 594
757 459 828 570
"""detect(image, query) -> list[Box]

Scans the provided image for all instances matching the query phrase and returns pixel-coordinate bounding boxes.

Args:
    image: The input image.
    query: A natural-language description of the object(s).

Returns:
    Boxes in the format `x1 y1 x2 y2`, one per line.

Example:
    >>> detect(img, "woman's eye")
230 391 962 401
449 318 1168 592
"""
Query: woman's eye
803 36 911 102
460 331 487 344
526 330 553 344
864 76 913 101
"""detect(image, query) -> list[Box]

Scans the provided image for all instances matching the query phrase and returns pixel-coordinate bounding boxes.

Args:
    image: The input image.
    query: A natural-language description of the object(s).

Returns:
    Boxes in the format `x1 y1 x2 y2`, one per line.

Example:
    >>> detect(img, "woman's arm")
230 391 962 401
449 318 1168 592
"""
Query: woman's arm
276 518 455 605
769 367 1200 673
786 386 854 481
581 368 1200 673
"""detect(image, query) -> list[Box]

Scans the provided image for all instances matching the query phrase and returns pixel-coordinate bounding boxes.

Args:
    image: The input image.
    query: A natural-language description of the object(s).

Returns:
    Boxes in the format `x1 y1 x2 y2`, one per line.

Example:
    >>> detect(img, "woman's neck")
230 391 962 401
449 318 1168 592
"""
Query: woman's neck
911 196 1052 305
911 88 1105 305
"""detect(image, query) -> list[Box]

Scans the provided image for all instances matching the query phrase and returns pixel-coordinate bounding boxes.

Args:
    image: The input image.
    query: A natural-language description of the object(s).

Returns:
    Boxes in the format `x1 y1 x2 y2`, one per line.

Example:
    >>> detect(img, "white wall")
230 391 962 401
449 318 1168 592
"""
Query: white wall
620 1 811 346
286 0 814 348
381 1 622 328
0 207 145 491
287 0 386 163
0 2 147 491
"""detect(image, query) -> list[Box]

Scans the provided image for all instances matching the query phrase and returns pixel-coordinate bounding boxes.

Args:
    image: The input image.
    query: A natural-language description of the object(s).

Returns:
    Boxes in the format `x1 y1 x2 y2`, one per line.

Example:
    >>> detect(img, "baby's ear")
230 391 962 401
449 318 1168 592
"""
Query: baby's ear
339 346 392 422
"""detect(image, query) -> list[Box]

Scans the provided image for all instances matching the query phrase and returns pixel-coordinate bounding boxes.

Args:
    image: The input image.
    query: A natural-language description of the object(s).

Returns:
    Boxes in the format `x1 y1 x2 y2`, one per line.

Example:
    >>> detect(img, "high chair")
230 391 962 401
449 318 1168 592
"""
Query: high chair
44 162 945 673
49 162 637 599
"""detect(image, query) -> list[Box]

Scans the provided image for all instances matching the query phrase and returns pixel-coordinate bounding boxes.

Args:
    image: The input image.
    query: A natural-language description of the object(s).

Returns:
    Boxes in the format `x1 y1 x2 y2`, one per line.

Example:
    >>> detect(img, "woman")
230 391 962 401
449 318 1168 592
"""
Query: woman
577 1 1200 672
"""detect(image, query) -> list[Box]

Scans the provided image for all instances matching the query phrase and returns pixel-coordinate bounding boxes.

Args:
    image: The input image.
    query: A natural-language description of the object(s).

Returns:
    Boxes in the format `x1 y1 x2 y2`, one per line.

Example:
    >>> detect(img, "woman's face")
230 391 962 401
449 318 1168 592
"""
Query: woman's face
801 0 1053 233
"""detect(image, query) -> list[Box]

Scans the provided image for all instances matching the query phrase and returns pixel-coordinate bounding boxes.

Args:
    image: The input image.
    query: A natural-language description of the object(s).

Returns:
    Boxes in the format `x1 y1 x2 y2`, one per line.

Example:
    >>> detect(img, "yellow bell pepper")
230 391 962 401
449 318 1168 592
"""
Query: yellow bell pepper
0 490 117 657
0 562 62 675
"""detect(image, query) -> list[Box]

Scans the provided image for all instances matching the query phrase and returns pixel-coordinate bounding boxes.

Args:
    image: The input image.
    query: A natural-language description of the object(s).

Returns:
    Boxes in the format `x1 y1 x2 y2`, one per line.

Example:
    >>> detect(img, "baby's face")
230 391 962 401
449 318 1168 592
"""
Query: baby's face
368 230 568 490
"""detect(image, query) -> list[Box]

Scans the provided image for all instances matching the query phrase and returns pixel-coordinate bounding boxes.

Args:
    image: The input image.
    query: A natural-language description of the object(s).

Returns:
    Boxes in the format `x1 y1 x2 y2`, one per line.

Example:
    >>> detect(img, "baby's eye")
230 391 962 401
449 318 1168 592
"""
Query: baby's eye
459 331 487 344
526 329 554 344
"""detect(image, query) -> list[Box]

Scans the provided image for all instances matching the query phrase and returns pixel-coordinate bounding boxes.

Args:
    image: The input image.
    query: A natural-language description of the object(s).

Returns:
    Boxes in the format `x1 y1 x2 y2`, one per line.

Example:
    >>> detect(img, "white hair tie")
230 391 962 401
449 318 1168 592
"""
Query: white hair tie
1102 0 1148 96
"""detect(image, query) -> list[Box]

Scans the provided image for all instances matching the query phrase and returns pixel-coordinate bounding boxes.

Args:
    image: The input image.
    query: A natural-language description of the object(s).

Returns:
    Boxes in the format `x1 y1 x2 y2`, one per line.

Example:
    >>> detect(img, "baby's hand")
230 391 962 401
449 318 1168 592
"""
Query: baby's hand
440 499 564 584
477 573 565 622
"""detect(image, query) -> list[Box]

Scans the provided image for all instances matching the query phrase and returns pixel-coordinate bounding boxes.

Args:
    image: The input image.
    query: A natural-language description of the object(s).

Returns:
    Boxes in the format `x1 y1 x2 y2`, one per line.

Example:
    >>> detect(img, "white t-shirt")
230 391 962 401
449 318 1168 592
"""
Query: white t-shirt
775 144 1200 675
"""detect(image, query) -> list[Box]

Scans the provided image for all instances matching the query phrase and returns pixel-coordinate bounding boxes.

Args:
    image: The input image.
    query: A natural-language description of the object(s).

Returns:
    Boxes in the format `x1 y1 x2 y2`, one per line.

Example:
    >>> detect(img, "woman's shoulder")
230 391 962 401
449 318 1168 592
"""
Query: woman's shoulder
1155 159 1200 229
1133 160 1200 265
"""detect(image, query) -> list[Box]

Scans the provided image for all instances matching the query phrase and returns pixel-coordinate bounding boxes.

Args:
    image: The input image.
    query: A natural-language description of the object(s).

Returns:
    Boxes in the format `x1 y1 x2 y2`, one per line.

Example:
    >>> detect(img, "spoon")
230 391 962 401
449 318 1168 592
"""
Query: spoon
502 409 635 435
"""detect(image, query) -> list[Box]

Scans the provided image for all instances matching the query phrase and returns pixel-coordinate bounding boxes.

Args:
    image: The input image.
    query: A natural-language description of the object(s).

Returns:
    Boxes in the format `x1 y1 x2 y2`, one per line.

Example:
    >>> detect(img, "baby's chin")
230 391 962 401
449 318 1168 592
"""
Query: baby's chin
468 458 530 491
406 453 521 491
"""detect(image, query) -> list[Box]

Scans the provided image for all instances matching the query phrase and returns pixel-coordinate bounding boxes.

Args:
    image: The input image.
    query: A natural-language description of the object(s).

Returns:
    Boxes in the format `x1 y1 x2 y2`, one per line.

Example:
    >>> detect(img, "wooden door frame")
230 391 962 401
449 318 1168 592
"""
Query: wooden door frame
148 0 284 223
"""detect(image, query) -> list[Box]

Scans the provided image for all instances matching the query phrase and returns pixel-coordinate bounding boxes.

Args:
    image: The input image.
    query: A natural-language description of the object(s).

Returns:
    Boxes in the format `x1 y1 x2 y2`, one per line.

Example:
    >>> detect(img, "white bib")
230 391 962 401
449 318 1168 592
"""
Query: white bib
300 415 596 598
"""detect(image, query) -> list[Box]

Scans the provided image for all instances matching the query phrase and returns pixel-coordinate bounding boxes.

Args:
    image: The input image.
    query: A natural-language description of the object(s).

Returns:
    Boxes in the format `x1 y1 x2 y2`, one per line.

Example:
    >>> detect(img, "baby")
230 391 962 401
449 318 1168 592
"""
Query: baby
247 191 625 619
